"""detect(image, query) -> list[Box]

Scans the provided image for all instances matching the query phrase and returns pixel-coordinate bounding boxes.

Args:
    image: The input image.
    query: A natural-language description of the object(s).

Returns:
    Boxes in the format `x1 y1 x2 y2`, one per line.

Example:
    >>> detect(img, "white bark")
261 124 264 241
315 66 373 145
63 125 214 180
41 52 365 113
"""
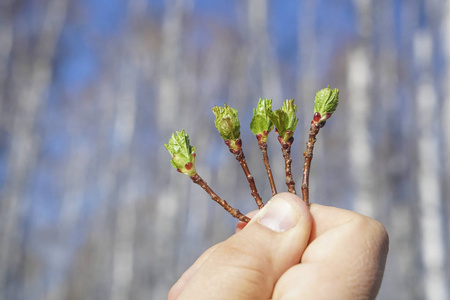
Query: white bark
297 0 316 111
0 0 13 115
414 30 448 300
111 198 137 300
347 46 374 217
0 0 69 294
153 1 191 297
109 4 143 294
348 0 375 217
110 91 137 300
443 0 450 228
157 0 183 131
248 0 282 100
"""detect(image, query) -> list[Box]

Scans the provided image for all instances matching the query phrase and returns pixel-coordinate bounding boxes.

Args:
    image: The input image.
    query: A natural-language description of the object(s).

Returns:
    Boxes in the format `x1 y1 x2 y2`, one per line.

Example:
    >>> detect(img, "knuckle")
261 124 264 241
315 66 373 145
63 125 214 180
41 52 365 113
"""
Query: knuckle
345 215 389 299
361 217 389 253
214 243 274 288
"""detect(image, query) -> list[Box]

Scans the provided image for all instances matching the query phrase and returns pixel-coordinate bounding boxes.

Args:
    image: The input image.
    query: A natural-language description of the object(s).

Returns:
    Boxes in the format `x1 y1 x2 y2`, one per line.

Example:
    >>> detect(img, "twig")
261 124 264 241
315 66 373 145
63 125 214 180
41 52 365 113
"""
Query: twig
301 114 322 205
213 104 264 209
278 136 296 194
269 99 298 195
226 139 264 209
302 86 339 205
190 173 251 223
250 99 277 196
166 130 250 222
257 137 277 196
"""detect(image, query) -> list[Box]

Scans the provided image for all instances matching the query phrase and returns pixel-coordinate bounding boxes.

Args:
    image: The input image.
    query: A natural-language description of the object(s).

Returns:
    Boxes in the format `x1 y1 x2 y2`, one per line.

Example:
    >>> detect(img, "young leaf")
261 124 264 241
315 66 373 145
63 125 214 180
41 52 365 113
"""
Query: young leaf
314 86 339 123
250 98 274 142
212 104 241 150
165 130 197 176
212 104 240 140
269 99 298 142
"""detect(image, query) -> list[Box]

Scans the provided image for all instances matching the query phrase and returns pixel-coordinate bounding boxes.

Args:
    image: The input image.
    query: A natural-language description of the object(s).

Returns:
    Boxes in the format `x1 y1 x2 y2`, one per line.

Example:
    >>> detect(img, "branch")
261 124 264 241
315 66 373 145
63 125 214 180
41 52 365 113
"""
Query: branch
302 86 339 205
268 99 298 194
301 119 321 205
257 139 277 196
166 130 251 223
191 173 251 223
278 136 296 194
213 104 264 209
227 139 264 209
251 99 277 197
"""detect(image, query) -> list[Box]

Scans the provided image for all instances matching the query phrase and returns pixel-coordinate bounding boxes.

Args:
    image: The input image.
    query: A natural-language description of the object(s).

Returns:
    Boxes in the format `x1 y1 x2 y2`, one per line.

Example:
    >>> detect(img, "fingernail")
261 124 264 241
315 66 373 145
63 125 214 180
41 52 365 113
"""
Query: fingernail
258 196 300 232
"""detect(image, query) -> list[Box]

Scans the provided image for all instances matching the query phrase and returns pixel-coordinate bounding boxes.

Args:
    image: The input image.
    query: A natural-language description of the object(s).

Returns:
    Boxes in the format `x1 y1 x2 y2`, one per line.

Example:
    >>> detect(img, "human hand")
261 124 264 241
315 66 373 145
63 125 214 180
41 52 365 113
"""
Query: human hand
169 192 389 299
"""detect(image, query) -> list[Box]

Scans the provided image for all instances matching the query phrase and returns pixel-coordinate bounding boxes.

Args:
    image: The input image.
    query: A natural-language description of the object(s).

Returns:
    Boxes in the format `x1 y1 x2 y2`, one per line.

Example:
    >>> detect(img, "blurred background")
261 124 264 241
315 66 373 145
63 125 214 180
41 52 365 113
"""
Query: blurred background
0 0 449 299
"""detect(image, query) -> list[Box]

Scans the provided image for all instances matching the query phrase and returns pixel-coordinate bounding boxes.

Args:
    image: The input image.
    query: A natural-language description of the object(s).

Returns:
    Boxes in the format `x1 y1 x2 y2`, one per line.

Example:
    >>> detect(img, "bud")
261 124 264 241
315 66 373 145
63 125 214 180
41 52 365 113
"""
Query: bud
314 86 339 123
250 98 274 142
268 99 298 142
212 104 241 150
165 130 197 176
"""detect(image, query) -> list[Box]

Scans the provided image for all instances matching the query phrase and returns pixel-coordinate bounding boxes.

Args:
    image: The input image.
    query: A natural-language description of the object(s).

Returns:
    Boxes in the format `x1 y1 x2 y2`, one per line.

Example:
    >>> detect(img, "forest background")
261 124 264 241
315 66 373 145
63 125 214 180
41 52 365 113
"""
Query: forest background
0 0 449 299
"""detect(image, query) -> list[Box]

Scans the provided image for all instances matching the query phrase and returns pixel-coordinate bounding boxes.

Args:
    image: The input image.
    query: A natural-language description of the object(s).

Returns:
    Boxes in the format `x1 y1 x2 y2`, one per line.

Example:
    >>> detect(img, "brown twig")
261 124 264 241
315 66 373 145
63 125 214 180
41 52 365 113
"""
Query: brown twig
190 173 251 223
226 139 264 209
278 136 296 194
301 118 322 205
258 139 277 196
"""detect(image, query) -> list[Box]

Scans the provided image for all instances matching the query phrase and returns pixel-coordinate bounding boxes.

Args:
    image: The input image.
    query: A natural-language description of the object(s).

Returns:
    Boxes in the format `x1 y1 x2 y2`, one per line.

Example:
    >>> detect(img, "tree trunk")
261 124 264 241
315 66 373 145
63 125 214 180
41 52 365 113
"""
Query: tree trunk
414 29 448 300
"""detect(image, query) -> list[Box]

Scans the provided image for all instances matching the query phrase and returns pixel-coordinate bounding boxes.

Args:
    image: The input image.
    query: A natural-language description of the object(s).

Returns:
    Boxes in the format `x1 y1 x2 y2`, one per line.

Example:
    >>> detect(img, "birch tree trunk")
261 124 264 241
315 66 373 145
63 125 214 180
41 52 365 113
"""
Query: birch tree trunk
348 0 375 217
247 0 282 100
414 29 448 300
297 1 317 114
442 3 450 283
0 0 13 116
110 64 138 300
372 2 418 299
0 0 69 296
153 0 189 297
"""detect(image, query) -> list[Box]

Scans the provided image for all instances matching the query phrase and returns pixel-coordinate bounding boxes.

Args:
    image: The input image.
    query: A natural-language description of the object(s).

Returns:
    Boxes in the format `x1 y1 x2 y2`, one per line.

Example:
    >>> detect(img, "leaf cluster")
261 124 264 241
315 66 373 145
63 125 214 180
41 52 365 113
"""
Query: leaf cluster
250 99 274 141
268 99 298 142
164 130 197 176
212 104 241 141
314 86 339 122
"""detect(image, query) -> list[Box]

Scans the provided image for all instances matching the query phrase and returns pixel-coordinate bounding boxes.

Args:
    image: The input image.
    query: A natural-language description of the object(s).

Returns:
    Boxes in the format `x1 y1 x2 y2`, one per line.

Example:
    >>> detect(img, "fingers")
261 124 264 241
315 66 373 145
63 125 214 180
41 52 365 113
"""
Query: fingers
235 210 258 233
170 209 258 300
168 244 220 300
175 193 312 300
273 204 389 300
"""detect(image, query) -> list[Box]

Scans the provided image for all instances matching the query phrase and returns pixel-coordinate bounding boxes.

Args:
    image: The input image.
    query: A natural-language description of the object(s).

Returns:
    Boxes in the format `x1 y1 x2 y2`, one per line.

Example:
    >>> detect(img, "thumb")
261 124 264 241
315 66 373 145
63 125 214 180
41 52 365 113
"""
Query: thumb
177 192 312 300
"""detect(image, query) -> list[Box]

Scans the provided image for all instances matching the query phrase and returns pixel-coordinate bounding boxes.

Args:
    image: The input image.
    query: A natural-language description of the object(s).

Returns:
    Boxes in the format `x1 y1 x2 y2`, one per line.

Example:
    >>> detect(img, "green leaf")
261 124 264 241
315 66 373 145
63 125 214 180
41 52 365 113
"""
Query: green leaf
250 98 274 141
269 99 298 142
314 86 339 122
165 130 197 176
212 104 241 142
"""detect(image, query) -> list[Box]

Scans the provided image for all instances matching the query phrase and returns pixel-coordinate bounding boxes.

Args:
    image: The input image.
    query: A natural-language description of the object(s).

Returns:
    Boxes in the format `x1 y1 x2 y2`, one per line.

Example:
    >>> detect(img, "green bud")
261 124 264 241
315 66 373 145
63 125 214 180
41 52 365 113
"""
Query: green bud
269 99 298 142
250 98 274 142
212 104 241 142
165 130 197 176
314 86 339 123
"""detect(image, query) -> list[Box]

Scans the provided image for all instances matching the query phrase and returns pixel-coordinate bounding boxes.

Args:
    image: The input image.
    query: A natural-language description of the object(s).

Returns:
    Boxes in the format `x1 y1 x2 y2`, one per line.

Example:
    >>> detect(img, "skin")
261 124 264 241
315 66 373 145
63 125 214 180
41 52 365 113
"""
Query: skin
168 193 389 300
